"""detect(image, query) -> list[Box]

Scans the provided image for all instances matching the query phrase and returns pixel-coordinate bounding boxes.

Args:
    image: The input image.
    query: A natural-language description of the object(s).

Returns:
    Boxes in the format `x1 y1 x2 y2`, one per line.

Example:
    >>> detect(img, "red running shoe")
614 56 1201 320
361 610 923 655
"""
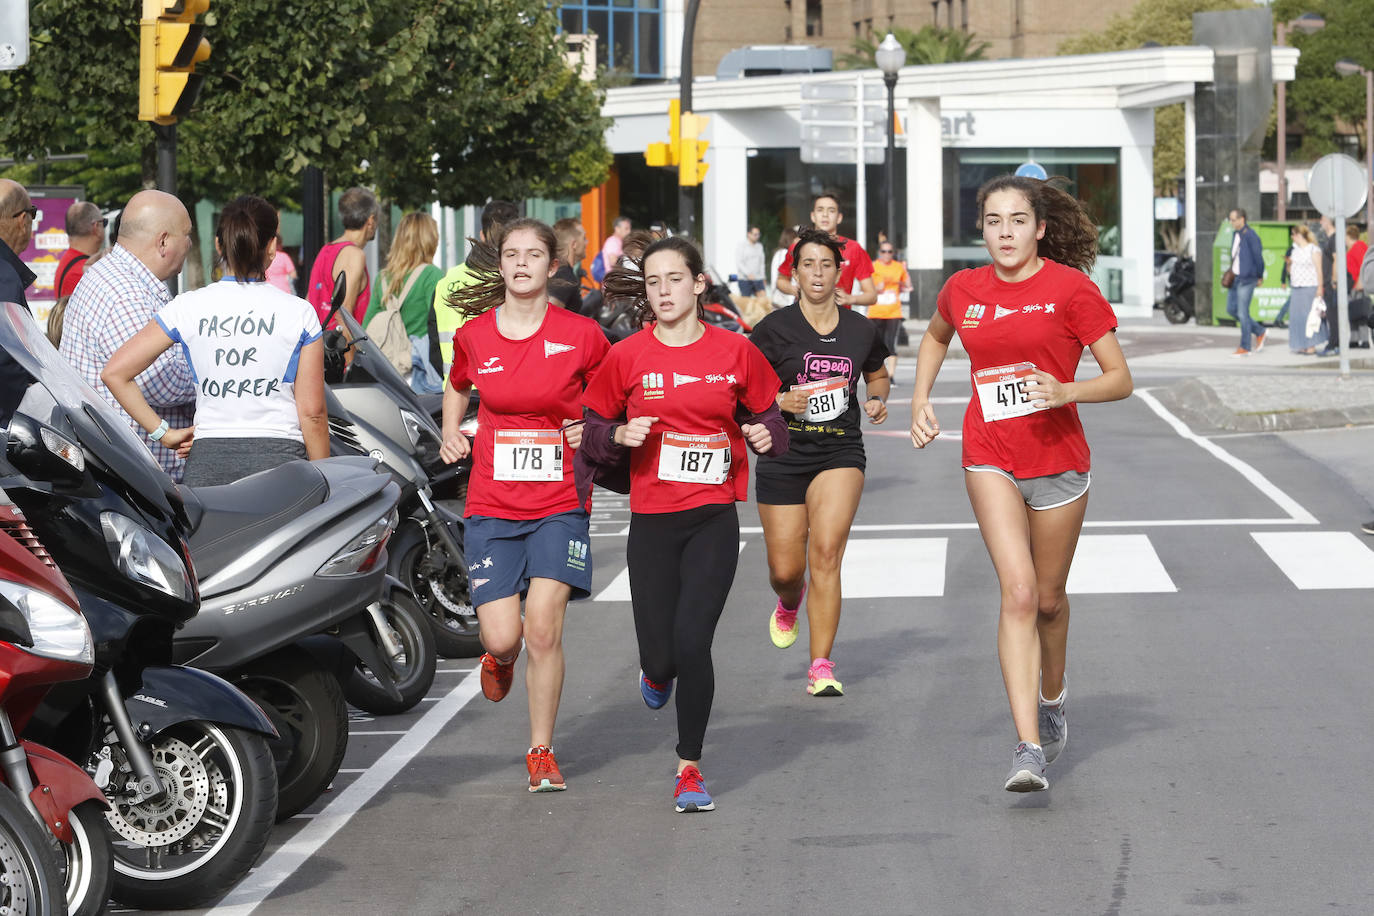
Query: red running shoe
527 746 566 793
480 647 519 702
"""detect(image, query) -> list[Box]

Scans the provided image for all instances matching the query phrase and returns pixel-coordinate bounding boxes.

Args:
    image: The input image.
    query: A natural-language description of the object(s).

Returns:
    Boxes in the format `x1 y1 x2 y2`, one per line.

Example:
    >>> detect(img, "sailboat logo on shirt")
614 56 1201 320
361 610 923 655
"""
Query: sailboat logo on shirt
994 305 1017 320
544 340 576 357
673 373 701 387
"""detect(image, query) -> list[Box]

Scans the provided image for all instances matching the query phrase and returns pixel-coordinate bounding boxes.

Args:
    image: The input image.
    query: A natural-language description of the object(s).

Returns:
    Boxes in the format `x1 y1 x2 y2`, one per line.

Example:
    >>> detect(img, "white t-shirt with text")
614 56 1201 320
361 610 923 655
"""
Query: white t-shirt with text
155 278 322 441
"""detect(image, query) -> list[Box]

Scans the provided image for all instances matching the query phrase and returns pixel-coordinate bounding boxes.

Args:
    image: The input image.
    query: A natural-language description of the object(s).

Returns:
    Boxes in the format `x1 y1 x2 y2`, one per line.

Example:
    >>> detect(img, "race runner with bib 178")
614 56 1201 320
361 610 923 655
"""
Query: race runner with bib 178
438 218 610 795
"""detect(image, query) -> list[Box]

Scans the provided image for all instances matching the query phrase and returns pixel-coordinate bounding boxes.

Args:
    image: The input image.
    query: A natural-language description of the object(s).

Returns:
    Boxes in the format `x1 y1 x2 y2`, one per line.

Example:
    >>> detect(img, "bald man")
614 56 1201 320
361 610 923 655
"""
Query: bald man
61 190 197 479
0 179 37 311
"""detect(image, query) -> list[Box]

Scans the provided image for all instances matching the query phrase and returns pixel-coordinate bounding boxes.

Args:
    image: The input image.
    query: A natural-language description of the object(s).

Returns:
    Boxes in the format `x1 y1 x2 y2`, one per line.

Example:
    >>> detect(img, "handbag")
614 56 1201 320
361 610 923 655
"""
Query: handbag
1221 269 1236 289
1306 296 1326 338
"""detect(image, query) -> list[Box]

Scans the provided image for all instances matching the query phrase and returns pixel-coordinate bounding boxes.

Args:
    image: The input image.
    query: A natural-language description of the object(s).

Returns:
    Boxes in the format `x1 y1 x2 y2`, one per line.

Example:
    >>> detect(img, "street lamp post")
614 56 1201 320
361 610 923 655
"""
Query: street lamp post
1334 59 1374 231
1276 13 1325 221
876 33 905 253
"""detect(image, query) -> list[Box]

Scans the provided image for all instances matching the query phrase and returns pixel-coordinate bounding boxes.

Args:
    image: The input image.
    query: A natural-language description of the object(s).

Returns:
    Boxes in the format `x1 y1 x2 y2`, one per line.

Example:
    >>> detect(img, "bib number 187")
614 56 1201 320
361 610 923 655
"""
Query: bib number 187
658 431 730 485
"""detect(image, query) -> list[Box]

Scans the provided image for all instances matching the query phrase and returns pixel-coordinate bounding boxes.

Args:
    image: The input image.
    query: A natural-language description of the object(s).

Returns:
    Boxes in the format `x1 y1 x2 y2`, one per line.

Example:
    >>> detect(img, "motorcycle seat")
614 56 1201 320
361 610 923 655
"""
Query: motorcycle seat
179 461 330 580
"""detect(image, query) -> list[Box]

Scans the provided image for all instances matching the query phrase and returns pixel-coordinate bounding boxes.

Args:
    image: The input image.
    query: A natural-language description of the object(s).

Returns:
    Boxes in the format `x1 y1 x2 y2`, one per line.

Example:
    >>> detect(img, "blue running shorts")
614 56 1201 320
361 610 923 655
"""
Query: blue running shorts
463 510 593 606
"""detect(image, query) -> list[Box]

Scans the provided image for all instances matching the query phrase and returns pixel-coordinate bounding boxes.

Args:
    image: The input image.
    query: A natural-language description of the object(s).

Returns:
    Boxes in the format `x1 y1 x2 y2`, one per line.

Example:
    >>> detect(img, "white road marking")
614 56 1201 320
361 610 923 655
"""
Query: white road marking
1066 534 1177 594
212 674 482 915
1252 531 1374 589
593 542 747 601
739 518 1312 534
1134 389 1318 524
841 538 947 597
348 730 410 736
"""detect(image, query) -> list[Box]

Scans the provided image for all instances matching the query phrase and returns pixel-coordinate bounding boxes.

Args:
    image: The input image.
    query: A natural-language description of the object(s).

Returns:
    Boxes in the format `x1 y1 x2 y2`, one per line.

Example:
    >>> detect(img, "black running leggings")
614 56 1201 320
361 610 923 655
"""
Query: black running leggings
627 502 740 761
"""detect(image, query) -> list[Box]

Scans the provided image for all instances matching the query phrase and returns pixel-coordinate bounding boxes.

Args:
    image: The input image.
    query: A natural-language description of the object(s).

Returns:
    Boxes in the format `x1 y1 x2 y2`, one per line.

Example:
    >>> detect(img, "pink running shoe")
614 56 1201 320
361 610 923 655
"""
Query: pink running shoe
807 657 843 696
769 583 805 649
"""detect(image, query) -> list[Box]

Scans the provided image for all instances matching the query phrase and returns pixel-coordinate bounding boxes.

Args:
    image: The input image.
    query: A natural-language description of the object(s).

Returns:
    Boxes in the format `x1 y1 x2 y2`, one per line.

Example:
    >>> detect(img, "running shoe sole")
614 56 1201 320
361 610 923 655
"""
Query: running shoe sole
529 780 566 793
807 679 843 697
675 798 715 813
1004 769 1049 793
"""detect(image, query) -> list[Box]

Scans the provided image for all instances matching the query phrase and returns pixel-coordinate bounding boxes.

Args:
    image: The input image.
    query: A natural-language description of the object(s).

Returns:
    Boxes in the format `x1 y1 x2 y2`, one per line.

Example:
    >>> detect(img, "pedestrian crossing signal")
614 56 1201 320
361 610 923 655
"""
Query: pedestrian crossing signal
679 113 710 187
139 0 211 124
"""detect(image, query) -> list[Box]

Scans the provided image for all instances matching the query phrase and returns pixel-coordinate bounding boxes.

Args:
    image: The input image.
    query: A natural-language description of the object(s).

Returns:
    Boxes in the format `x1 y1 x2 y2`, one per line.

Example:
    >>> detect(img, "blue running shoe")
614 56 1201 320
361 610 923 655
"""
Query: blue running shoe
640 671 672 709
674 765 715 813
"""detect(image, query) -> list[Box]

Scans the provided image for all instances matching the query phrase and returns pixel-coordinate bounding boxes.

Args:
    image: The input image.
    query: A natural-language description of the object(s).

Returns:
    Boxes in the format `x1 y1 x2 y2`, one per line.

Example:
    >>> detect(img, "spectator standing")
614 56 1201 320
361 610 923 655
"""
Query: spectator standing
363 212 445 393
549 217 588 313
265 230 297 294
0 179 37 311
305 186 378 327
601 216 631 268
769 226 798 308
431 200 519 376
1225 208 1266 357
1346 224 1366 291
103 195 327 487
54 201 104 298
1317 215 1340 357
60 189 196 479
1286 224 1322 355
868 241 911 383
735 226 766 296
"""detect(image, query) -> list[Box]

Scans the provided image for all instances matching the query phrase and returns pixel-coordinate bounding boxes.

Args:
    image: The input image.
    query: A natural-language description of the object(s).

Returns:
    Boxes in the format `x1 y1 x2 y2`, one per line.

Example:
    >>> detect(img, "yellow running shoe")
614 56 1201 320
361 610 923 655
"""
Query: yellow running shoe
768 585 804 649
806 657 843 696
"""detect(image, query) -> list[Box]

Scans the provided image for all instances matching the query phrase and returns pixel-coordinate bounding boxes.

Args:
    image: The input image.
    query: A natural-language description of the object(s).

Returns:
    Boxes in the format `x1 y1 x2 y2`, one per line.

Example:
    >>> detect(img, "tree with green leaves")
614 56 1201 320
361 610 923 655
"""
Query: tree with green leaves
1058 0 1245 195
1271 0 1374 163
837 26 989 70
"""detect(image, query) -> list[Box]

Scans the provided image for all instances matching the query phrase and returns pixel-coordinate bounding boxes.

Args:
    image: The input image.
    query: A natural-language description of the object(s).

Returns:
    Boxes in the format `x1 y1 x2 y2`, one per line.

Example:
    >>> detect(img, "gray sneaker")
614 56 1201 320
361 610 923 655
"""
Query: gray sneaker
1038 680 1067 764
1004 741 1049 792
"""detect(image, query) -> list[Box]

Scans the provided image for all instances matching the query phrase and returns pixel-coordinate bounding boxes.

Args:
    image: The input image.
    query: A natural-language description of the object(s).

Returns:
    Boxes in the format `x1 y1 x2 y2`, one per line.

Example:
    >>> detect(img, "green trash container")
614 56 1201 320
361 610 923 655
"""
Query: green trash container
1212 220 1294 325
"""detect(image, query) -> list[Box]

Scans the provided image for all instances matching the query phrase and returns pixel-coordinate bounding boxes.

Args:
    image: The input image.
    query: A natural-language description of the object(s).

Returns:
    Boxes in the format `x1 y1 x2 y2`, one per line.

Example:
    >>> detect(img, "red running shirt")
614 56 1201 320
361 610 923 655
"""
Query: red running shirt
448 305 610 519
936 260 1118 478
582 324 781 514
776 235 875 302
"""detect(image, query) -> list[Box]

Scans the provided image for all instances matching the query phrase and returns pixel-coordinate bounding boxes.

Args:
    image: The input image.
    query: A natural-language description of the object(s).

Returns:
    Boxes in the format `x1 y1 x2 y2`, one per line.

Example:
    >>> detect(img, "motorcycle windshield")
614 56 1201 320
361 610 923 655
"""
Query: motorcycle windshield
0 301 180 518
335 306 432 418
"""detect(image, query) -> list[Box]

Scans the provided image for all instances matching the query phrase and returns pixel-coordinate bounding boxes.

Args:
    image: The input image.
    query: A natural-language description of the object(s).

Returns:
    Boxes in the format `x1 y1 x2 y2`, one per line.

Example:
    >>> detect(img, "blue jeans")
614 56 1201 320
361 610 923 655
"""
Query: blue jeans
1226 279 1265 350
737 278 765 296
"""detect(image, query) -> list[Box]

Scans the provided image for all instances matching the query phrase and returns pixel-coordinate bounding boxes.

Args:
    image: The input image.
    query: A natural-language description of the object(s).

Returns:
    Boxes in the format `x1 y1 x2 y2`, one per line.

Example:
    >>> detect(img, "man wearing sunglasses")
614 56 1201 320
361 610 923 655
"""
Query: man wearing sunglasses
0 179 37 312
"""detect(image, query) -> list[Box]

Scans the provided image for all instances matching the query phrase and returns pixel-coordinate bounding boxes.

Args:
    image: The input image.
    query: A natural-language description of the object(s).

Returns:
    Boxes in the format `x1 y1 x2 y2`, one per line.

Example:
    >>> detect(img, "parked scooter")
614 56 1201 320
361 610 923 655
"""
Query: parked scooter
322 275 481 659
0 490 113 916
1162 255 1196 324
172 452 432 815
0 302 279 910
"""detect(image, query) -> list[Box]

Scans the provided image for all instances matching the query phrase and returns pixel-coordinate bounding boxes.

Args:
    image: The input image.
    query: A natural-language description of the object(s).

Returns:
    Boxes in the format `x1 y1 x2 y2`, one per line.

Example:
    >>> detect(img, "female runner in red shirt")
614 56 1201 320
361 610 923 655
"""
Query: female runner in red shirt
581 236 788 813
909 176 1133 793
438 218 609 793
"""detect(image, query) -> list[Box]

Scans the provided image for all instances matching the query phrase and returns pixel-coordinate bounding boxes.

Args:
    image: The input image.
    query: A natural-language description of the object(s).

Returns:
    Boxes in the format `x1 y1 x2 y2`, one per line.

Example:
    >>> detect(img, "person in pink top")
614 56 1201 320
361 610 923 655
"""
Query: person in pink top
601 215 630 266
265 231 297 294
305 187 378 325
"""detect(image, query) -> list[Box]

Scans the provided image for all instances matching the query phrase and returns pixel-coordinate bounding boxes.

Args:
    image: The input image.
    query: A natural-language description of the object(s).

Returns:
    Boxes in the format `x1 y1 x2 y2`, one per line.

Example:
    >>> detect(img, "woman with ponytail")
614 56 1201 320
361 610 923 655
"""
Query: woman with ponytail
102 194 327 486
908 175 1133 794
438 217 609 795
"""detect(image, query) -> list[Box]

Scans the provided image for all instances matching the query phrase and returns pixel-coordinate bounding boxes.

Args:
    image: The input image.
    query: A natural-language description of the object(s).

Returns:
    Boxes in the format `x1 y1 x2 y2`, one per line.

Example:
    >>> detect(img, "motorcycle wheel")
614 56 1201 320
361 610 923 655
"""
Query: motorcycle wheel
392 523 481 659
0 784 65 916
1163 295 1192 324
343 590 437 715
236 650 349 822
105 722 277 910
64 799 114 916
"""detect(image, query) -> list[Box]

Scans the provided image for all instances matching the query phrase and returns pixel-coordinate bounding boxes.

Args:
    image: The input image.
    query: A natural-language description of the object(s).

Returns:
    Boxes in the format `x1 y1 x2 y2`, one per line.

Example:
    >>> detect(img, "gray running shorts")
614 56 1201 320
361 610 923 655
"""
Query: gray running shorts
965 465 1091 511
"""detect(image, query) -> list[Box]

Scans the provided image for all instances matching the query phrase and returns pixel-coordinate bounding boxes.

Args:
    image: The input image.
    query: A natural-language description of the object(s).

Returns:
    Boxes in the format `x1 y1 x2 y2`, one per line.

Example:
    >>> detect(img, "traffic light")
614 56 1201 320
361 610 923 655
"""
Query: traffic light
139 0 211 124
679 112 710 186
644 100 681 168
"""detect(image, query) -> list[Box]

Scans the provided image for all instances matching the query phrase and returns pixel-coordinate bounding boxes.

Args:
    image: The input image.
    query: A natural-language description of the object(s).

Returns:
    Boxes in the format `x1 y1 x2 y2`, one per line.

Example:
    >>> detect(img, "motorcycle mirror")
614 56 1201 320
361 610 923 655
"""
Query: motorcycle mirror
323 270 348 328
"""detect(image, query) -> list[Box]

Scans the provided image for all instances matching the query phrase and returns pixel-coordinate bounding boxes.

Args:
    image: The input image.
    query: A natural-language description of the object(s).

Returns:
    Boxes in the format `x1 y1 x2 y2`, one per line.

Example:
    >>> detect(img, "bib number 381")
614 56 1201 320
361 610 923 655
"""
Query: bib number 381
658 431 730 485
974 362 1039 422
493 429 563 481
790 377 849 422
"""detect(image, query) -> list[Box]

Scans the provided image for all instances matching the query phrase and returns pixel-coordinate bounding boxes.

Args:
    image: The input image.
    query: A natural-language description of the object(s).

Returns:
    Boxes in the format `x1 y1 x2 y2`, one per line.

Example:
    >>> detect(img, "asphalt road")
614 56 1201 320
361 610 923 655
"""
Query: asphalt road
132 338 1374 916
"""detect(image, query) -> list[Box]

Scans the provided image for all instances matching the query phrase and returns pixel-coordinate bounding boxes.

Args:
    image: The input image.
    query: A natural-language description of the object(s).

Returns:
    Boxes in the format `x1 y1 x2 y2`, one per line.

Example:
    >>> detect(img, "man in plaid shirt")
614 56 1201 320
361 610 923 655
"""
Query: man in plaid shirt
61 190 197 480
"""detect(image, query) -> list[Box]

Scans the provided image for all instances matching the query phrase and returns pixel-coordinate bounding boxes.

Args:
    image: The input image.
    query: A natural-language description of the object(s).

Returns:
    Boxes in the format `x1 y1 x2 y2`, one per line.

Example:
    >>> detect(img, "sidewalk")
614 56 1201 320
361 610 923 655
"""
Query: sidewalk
897 313 1374 433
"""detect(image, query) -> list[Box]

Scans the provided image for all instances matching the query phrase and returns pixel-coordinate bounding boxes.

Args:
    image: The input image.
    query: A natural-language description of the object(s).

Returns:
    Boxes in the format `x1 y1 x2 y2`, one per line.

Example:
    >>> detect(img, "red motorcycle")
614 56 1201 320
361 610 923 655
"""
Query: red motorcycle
0 491 113 916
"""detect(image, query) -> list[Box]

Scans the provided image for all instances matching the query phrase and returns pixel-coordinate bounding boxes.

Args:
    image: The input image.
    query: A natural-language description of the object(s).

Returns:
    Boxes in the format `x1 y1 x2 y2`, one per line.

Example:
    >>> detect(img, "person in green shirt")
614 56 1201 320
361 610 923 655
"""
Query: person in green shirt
431 200 519 375
365 212 444 392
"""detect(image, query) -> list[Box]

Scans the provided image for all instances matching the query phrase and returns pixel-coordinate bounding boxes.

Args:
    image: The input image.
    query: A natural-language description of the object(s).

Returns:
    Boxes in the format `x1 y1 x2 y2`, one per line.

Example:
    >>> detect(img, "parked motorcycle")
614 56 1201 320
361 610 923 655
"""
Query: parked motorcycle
0 490 113 916
0 783 65 915
0 301 279 910
172 452 431 815
323 275 480 659
1162 255 1196 325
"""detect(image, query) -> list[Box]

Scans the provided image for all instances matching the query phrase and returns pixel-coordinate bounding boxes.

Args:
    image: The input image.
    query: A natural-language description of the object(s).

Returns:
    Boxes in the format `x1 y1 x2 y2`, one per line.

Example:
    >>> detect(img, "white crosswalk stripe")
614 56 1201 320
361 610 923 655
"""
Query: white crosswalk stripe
1066 534 1177 594
840 537 947 597
1252 531 1374 590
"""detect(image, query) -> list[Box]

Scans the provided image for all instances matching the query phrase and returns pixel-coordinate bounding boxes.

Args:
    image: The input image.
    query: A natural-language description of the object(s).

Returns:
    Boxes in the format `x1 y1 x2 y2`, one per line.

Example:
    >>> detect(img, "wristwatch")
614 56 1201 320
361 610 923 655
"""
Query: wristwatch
149 418 170 441
867 395 885 406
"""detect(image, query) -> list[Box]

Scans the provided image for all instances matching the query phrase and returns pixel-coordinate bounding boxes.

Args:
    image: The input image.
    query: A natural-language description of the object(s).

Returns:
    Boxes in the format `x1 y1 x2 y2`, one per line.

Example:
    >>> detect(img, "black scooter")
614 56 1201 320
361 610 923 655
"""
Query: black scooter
0 302 279 910
1162 256 1196 324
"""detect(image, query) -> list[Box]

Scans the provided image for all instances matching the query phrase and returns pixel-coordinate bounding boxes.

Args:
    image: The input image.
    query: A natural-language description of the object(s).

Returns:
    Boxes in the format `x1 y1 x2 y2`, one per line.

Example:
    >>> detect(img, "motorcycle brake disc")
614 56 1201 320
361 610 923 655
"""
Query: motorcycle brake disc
104 737 211 847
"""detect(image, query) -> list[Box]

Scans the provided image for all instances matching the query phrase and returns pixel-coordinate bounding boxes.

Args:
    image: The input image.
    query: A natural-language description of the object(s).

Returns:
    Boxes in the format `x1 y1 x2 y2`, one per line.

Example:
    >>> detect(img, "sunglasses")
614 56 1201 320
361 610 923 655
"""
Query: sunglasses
879 248 894 254
11 206 37 220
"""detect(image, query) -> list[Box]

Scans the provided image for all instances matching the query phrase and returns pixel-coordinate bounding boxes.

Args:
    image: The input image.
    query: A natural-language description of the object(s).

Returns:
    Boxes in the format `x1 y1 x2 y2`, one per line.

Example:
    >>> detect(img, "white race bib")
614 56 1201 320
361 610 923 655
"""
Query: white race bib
791 377 850 422
974 362 1039 422
657 431 730 485
493 429 563 481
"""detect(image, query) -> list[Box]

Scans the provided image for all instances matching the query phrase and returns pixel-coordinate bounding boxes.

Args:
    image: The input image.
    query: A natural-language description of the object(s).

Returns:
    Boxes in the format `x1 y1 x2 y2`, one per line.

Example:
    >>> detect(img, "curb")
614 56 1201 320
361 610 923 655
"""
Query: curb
1155 377 1374 432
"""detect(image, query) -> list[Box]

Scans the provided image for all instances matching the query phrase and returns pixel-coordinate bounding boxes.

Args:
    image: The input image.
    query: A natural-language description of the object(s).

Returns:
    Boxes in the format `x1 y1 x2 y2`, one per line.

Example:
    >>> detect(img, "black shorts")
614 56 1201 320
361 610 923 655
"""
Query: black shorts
755 445 866 505
871 318 901 355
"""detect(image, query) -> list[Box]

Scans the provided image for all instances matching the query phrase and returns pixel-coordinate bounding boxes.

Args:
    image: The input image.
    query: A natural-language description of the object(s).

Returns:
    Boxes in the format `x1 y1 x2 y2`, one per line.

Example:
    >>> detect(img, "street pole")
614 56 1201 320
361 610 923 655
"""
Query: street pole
884 71 897 250
678 0 700 240
1276 23 1288 221
154 123 178 294
1366 69 1373 231
854 74 866 250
